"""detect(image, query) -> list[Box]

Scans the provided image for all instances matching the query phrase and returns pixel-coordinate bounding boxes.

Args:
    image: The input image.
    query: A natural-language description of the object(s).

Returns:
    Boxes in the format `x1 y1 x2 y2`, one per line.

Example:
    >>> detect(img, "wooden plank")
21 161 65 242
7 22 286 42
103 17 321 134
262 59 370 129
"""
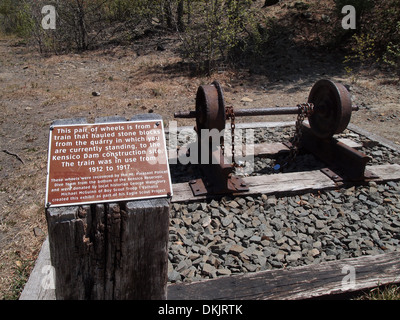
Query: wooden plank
171 169 336 203
123 199 170 300
167 251 400 300
337 138 363 149
367 163 400 181
348 123 400 153
171 164 400 203
171 170 335 203
23 199 170 300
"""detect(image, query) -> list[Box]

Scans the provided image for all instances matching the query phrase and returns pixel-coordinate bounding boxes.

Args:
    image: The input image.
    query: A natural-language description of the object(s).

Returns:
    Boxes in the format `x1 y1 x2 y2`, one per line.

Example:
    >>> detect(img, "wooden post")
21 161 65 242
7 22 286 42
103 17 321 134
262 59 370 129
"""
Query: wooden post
46 115 170 300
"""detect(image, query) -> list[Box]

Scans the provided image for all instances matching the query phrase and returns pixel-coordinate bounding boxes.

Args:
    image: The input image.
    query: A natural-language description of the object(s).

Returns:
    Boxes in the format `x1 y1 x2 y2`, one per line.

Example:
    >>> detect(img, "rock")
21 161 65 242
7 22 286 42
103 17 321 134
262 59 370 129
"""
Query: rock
188 203 199 212
201 216 211 227
243 263 258 272
270 260 283 268
219 206 230 216
33 227 44 237
192 211 202 223
92 91 101 96
221 216 233 227
361 219 375 230
277 236 288 245
168 269 181 282
313 241 322 249
307 226 315 235
249 235 262 244
217 268 232 276
229 244 244 256
286 252 302 262
275 251 286 262
359 194 367 202
266 196 277 207
309 248 320 257
228 201 240 208
321 14 331 23
202 263 216 276
209 199 219 208
241 97 253 102
315 220 325 229
348 240 359 250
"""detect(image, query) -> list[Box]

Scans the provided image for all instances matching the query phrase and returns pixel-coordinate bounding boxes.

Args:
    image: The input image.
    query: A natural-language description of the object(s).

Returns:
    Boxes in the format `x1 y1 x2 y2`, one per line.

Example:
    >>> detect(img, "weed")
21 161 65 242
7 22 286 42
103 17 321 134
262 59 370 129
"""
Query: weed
343 33 377 83
2 256 33 300
356 284 400 300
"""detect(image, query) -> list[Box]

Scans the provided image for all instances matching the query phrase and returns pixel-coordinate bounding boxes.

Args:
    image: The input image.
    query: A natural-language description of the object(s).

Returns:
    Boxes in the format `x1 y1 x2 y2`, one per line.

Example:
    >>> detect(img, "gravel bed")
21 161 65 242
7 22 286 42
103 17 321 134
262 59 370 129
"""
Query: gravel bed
167 126 400 283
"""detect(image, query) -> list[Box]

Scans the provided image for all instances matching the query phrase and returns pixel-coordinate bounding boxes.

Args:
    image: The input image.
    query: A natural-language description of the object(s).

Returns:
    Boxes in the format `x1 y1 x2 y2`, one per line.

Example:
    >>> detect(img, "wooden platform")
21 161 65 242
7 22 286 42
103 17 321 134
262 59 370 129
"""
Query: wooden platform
20 122 400 300
169 122 400 203
20 237 400 300
171 164 400 203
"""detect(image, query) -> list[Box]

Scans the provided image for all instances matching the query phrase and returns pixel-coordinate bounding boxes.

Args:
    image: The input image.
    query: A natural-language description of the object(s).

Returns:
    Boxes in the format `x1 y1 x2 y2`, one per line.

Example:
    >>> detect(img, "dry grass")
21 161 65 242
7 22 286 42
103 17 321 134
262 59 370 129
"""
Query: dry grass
355 284 400 300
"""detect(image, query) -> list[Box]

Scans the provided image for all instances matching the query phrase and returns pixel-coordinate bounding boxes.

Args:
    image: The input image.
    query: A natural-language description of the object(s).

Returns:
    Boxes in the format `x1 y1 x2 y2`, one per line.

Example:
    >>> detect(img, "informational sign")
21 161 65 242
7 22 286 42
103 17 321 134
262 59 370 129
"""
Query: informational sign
45 120 173 207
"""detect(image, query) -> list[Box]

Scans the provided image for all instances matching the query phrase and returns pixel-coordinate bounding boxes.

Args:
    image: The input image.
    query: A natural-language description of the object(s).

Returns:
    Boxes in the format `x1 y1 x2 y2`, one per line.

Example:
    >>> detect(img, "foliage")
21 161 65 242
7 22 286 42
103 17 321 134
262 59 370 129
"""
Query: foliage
383 24 400 78
343 33 377 82
181 0 255 74
0 0 399 79
334 0 374 18
336 0 400 80
0 0 34 37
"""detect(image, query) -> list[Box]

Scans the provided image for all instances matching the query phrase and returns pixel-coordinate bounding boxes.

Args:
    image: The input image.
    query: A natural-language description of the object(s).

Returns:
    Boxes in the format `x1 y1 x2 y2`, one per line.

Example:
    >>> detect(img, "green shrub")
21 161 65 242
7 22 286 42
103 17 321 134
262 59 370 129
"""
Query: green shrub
383 22 400 78
181 0 255 74
339 0 400 80
0 0 34 37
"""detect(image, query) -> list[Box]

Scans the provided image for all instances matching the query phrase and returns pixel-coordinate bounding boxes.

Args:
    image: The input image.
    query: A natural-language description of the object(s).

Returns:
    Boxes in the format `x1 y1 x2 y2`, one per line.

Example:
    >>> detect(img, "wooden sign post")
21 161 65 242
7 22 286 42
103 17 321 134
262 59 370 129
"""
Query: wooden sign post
45 114 171 300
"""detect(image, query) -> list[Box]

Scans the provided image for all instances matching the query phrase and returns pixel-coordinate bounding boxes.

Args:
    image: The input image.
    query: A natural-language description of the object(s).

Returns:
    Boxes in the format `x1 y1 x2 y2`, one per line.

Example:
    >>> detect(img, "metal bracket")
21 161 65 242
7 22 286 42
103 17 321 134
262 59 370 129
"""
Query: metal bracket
189 175 249 197
320 167 344 183
301 124 371 181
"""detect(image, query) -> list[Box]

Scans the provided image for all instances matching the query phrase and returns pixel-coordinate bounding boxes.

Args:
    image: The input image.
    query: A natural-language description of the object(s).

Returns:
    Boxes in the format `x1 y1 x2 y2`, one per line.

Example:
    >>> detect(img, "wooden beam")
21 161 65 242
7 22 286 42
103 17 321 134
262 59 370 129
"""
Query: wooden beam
348 123 400 153
167 251 400 300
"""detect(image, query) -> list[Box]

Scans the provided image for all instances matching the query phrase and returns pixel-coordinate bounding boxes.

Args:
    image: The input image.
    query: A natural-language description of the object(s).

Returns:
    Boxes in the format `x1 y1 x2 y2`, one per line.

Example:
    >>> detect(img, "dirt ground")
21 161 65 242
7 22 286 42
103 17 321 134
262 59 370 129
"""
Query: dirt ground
1 4 400 299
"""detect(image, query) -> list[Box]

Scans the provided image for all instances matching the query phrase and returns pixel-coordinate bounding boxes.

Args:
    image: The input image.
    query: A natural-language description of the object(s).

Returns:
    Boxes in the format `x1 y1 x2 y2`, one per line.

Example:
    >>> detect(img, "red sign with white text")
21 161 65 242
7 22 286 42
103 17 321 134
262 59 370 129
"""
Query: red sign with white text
45 120 172 207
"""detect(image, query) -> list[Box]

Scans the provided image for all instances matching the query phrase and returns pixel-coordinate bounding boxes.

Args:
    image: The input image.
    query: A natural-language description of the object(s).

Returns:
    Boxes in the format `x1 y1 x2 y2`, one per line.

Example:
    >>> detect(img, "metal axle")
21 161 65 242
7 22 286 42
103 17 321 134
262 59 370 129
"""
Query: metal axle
174 105 359 119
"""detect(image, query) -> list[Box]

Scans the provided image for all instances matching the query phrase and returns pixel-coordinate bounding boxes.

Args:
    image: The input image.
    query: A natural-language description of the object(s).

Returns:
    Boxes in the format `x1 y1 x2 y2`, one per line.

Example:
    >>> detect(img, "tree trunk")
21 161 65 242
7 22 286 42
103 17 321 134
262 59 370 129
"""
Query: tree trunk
177 0 185 31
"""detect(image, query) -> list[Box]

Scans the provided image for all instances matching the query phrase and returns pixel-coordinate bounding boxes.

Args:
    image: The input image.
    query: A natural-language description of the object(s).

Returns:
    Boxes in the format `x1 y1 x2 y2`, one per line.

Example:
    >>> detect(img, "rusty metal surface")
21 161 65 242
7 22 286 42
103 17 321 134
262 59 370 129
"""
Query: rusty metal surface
301 124 371 181
195 83 226 132
174 79 368 197
174 105 359 119
320 167 345 183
